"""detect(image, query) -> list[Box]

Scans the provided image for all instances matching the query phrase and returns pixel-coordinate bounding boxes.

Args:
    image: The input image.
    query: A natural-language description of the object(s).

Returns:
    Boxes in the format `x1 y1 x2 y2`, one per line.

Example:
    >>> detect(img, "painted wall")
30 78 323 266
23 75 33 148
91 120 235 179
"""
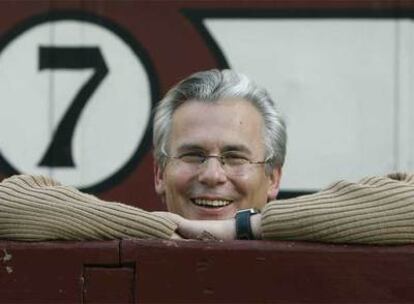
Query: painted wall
0 1 412 209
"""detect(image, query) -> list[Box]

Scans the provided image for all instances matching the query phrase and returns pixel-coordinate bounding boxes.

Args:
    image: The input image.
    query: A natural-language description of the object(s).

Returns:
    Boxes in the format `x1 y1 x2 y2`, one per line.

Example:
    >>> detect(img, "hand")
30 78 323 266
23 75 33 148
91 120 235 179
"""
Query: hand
153 212 236 241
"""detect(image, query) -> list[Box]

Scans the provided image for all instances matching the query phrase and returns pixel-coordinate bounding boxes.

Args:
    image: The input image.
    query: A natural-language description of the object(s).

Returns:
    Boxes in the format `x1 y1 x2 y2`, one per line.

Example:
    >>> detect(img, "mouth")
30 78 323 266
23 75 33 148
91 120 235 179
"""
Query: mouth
191 198 233 209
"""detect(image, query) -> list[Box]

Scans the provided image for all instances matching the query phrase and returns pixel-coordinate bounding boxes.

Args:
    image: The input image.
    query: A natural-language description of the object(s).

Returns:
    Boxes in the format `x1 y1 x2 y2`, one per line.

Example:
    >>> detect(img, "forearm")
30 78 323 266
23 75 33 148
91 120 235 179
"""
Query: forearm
261 174 414 245
0 175 177 241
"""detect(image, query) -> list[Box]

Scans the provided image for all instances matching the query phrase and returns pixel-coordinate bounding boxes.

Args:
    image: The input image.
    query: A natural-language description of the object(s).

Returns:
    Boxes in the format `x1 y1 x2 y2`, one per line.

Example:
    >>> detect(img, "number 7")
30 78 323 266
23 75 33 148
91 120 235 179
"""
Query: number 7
38 47 108 167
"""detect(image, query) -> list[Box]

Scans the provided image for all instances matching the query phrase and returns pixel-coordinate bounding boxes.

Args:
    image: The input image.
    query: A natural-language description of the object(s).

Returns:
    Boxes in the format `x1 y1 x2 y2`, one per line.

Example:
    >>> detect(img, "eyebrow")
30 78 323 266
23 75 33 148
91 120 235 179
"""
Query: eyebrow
176 144 205 153
221 145 252 155
176 143 252 155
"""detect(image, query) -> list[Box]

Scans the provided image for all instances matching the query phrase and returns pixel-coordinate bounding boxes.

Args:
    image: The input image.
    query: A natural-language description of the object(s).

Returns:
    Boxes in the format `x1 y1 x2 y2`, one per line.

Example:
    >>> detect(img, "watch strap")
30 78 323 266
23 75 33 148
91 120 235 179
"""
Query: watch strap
235 208 259 240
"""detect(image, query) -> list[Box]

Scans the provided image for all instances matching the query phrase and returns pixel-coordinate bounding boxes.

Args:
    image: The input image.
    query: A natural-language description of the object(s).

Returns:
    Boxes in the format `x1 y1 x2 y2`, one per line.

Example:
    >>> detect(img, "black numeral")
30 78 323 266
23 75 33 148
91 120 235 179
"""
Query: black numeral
38 47 108 167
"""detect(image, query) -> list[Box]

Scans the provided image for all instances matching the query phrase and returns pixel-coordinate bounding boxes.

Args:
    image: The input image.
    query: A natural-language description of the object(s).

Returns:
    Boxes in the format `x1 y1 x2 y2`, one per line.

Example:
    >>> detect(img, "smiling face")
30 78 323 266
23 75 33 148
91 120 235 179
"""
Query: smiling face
154 98 281 220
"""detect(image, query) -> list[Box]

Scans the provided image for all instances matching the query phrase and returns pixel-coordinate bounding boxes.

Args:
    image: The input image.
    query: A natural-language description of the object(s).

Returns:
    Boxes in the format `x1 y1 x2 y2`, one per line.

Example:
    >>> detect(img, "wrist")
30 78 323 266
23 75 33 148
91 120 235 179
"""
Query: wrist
250 213 262 239
235 208 261 240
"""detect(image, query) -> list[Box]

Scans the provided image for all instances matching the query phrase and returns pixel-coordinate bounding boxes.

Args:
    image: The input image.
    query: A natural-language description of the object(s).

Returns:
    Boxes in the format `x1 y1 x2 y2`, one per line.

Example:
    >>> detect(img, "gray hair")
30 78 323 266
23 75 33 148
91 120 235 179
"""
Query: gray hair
153 69 287 174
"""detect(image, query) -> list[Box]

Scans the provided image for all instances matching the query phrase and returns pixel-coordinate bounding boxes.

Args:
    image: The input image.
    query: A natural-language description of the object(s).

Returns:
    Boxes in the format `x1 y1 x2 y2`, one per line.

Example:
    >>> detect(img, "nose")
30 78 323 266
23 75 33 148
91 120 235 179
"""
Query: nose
197 157 227 186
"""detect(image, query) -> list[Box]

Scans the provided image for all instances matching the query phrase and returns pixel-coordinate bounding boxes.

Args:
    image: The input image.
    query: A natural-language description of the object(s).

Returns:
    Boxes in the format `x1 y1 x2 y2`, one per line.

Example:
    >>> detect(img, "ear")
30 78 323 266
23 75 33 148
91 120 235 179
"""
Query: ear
154 161 165 197
267 167 282 201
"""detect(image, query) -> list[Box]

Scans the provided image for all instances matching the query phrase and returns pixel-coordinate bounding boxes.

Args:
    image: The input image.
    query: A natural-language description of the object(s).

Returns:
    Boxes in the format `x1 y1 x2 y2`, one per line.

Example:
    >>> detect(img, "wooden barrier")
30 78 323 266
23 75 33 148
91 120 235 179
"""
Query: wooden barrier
1 240 413 303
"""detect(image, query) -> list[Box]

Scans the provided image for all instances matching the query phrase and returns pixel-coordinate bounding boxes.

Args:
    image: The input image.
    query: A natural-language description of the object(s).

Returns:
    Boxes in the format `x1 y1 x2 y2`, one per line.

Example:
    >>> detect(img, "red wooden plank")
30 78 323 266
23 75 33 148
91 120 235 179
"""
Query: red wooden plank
83 267 134 304
121 239 414 303
0 241 119 303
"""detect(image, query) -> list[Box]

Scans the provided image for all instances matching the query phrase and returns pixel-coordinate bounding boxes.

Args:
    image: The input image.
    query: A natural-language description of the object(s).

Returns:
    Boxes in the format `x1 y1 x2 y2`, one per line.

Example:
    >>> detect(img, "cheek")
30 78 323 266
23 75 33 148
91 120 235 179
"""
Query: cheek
235 172 269 202
235 171 265 190
163 168 198 216
164 167 194 197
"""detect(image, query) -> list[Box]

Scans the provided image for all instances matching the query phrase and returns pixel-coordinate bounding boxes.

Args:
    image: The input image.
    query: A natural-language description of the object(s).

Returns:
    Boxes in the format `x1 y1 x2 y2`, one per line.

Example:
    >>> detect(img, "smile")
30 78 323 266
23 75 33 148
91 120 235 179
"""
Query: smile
191 198 232 208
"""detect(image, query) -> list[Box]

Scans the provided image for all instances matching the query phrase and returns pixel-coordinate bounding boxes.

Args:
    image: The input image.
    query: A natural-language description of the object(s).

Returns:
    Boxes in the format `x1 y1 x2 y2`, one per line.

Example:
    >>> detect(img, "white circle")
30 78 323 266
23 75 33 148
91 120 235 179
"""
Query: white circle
0 19 152 188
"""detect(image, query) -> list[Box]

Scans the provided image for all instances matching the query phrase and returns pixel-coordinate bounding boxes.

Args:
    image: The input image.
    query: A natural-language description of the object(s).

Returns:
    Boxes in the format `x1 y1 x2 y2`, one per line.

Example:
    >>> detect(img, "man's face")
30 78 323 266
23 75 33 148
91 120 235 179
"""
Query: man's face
155 98 281 220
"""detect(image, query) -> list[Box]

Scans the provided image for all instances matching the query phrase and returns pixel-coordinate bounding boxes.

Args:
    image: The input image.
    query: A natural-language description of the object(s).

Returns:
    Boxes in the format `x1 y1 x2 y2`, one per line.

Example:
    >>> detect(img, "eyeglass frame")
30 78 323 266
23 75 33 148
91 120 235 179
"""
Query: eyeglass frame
161 148 272 175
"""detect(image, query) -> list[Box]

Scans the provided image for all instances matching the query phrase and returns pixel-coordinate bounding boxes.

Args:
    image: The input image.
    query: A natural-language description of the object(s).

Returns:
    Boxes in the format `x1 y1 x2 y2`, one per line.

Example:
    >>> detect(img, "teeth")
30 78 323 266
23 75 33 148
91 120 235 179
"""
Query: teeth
193 199 232 207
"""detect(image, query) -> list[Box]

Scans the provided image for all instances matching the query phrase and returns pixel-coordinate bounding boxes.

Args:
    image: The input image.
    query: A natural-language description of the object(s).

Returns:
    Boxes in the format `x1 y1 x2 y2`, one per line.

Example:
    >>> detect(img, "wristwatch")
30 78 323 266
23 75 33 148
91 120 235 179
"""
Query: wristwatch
235 208 260 240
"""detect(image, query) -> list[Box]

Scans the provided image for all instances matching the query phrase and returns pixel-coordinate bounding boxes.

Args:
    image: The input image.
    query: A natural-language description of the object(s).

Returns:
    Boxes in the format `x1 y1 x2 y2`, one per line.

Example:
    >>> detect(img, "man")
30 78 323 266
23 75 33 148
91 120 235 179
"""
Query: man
1 70 414 244
150 69 414 244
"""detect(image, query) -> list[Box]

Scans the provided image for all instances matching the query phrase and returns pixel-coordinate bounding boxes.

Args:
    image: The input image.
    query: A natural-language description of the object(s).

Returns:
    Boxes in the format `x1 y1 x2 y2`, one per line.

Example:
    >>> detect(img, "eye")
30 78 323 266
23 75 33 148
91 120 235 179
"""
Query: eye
178 152 205 164
222 152 249 166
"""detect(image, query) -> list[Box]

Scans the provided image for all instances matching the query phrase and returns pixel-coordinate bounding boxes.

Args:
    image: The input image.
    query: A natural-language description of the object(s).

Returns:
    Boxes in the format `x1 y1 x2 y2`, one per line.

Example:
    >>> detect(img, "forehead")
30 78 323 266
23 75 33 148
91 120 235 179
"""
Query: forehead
169 98 265 153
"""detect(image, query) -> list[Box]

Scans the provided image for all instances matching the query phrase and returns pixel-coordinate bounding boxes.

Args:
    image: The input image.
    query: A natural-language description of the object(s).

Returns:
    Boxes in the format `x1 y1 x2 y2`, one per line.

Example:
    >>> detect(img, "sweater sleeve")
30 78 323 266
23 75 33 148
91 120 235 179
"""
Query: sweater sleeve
0 174 177 241
261 173 414 245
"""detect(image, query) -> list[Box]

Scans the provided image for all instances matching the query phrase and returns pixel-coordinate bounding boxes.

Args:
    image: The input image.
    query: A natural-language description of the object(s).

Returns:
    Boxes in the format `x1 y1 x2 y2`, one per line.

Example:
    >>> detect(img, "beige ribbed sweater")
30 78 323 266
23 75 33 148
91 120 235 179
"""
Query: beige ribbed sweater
262 173 414 244
0 175 176 241
1 173 413 244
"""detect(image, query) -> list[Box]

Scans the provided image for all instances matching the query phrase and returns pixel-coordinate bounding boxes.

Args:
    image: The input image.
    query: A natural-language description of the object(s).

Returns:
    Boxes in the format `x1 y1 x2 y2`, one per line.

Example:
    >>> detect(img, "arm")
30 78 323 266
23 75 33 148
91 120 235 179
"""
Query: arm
154 211 262 241
261 173 414 244
0 175 177 241
162 173 414 245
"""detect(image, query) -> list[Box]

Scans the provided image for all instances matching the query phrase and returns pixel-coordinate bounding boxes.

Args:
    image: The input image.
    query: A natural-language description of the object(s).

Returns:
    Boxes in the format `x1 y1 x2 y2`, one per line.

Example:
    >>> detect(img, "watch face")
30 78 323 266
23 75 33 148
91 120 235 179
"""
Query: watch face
250 208 260 214
237 208 258 215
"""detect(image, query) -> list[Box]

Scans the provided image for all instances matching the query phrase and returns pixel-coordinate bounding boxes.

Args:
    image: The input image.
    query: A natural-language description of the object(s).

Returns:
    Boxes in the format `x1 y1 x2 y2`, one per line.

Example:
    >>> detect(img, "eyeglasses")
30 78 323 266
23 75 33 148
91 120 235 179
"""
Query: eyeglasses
162 150 272 176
